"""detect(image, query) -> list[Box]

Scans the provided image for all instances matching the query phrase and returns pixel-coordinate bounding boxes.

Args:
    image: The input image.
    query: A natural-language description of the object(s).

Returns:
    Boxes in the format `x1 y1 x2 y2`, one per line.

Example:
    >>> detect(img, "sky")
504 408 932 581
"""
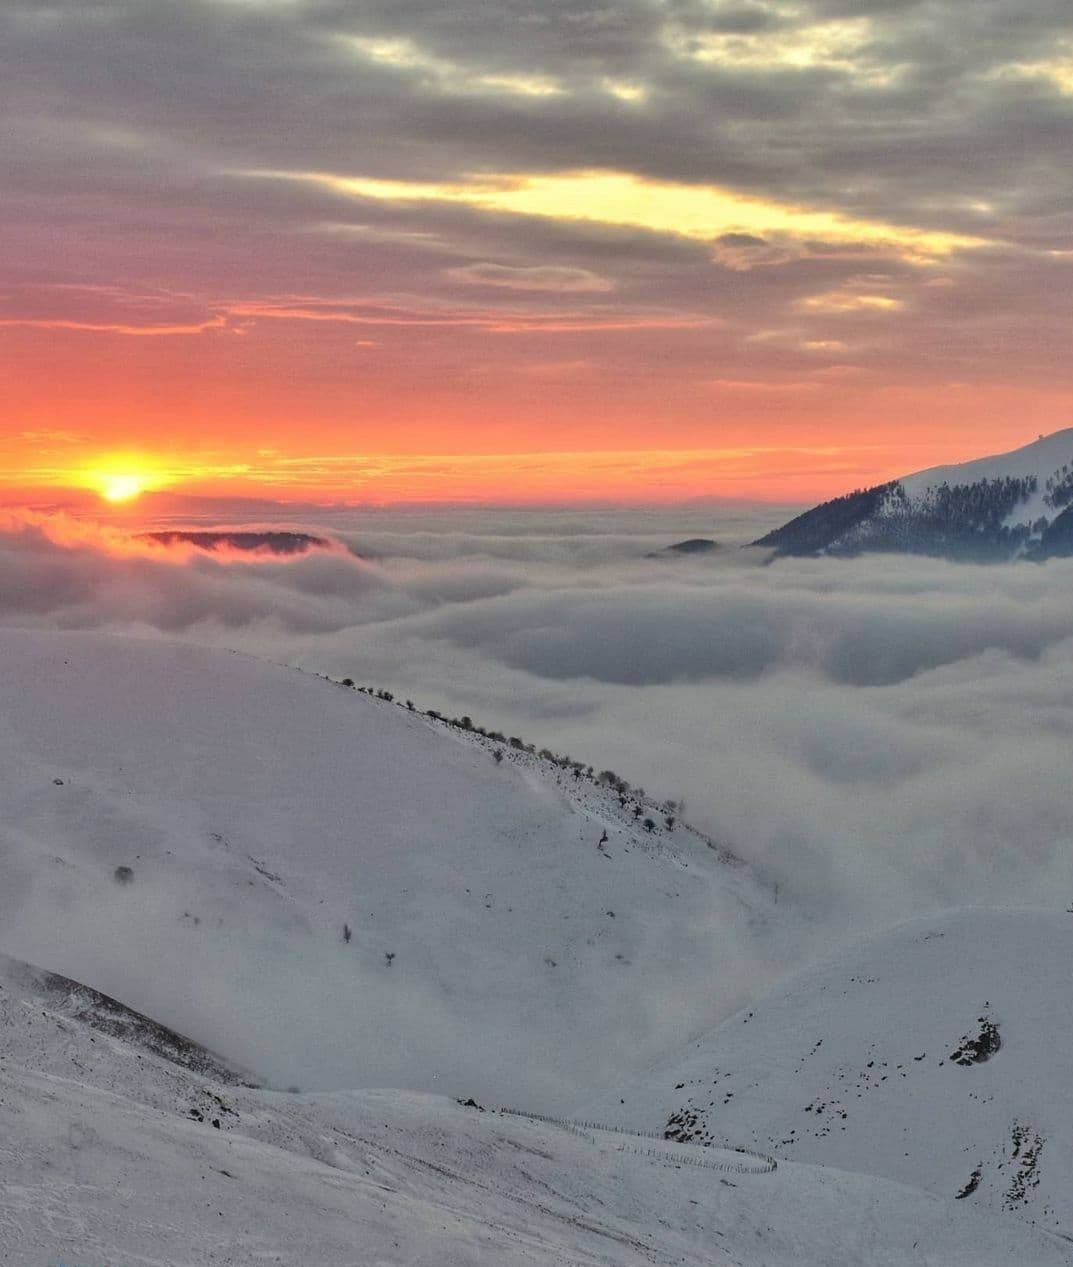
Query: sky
2 0 1073 504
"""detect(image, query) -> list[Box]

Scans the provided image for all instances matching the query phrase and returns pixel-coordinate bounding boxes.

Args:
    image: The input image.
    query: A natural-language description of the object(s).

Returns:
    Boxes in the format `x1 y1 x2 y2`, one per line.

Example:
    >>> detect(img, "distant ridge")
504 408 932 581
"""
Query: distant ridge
0 954 252 1084
139 530 328 555
754 429 1073 561
646 537 720 558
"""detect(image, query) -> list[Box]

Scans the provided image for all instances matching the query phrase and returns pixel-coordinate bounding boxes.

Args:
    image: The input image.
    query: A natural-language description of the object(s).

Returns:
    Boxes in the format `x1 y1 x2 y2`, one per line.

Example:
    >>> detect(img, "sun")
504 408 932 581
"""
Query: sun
79 455 172 504
100 473 148 503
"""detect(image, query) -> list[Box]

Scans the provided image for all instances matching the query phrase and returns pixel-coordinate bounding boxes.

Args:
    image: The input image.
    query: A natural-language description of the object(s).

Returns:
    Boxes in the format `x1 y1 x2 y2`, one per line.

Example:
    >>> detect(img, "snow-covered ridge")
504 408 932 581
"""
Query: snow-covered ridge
599 908 1073 1239
0 952 251 1085
898 427 1073 500
3 949 1068 1267
0 627 772 1110
754 428 1073 559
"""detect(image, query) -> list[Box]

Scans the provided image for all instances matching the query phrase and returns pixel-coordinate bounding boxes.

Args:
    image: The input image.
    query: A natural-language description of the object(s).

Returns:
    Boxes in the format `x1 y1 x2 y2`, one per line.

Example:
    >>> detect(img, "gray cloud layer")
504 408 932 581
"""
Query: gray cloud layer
3 0 1073 416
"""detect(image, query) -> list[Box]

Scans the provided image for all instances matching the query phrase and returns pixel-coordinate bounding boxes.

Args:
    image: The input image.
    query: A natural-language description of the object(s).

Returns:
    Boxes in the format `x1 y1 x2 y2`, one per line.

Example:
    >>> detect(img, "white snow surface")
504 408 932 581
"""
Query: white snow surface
0 627 773 1108
899 428 1073 499
3 629 1071 1264
599 908 1073 1239
2 952 1068 1267
897 427 1073 530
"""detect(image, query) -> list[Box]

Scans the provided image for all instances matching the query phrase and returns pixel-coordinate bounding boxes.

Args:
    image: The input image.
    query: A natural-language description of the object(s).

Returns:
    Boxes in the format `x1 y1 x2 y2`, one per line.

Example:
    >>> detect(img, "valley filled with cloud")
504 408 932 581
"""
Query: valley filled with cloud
5 503 1073 1000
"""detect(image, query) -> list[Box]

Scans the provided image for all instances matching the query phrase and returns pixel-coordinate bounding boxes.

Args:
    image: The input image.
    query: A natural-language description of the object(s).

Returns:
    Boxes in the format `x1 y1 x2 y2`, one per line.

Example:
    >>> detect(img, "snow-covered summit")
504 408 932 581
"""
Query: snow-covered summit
899 427 1073 498
754 428 1073 559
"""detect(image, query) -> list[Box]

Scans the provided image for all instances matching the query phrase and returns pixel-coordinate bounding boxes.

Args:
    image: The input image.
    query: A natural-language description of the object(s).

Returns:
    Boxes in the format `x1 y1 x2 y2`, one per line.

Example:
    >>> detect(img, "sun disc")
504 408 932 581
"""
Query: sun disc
101 474 146 503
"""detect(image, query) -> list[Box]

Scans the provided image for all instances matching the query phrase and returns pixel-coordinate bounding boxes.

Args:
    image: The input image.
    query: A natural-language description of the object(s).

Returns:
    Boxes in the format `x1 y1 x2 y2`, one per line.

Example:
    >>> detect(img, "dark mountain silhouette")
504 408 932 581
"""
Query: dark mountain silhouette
139 530 329 555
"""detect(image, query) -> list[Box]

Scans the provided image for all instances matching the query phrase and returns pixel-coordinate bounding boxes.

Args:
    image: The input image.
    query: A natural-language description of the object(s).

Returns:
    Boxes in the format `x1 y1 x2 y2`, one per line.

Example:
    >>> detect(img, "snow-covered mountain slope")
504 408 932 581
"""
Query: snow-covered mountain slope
3 954 1068 1267
754 428 1073 559
597 909 1073 1238
0 627 772 1109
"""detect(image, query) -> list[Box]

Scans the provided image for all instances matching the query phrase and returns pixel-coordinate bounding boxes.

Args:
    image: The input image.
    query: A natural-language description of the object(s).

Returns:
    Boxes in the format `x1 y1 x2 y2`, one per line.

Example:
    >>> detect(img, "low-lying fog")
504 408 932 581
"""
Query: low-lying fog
6 500 1073 972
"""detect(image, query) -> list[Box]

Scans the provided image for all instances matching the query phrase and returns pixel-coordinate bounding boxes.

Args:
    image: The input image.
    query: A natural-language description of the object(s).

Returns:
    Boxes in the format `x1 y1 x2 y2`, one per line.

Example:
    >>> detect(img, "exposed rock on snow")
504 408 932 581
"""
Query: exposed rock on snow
599 909 1073 1239
950 1015 1002 1065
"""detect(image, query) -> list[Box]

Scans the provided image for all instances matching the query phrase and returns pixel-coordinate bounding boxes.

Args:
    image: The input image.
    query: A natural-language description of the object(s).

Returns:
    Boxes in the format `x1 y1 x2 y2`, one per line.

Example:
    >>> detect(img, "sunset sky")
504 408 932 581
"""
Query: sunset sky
3 0 1073 505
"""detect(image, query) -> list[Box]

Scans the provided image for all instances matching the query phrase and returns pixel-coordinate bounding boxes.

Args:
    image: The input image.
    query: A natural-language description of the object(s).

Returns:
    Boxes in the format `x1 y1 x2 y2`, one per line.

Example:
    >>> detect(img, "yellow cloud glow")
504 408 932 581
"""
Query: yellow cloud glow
799 290 905 313
343 35 645 102
56 453 248 503
995 55 1073 94
663 14 902 86
344 36 563 97
266 168 985 260
602 79 648 103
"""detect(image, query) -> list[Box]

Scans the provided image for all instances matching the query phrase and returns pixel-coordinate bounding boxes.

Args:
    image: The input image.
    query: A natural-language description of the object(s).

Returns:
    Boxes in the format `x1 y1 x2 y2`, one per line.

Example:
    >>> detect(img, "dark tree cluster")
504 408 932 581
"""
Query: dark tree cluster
755 473 1045 560
1029 502 1073 559
752 482 897 556
338 674 682 830
919 475 1036 532
1044 464 1073 510
854 476 1037 560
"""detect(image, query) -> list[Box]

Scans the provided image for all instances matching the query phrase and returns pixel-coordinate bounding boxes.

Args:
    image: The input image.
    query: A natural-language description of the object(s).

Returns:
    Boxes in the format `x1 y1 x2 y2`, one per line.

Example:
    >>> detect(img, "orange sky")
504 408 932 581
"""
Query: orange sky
2 3 1072 508
3 323 1066 507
